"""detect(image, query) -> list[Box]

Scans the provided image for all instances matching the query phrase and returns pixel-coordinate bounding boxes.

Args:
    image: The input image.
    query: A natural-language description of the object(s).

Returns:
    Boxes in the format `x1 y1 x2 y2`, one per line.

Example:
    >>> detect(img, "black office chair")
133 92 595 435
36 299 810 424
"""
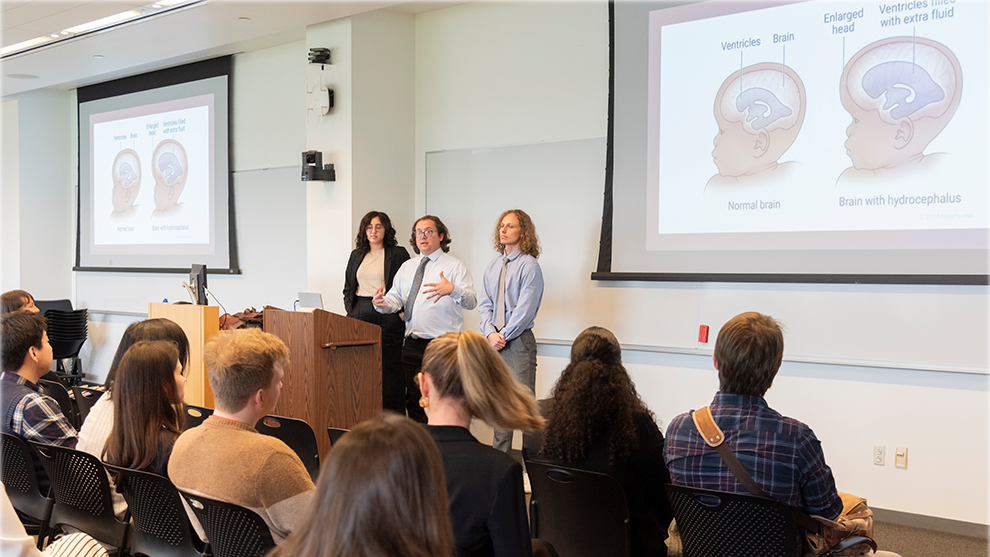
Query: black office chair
31 442 130 552
34 299 73 316
38 379 78 429
178 489 276 557
1 433 53 549
72 386 104 424
103 464 209 557
668 484 824 557
183 405 214 429
326 426 349 449
44 309 88 386
256 414 320 482
526 460 630 557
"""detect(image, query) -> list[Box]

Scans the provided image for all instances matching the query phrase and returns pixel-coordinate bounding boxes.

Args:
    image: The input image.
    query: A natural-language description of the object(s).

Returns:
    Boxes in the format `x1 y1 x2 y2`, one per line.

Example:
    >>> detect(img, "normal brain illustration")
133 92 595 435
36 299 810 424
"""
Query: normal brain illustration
845 38 959 125
719 67 803 134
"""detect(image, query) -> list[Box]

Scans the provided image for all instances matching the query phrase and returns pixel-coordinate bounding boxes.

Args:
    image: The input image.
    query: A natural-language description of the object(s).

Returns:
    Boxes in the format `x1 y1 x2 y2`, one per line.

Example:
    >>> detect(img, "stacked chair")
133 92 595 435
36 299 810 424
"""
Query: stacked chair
44 309 89 386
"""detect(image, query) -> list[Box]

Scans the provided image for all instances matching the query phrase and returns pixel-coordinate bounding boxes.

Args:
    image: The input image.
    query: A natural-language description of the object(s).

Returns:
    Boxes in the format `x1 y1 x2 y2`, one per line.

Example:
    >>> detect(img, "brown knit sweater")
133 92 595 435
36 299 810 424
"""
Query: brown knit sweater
168 415 315 543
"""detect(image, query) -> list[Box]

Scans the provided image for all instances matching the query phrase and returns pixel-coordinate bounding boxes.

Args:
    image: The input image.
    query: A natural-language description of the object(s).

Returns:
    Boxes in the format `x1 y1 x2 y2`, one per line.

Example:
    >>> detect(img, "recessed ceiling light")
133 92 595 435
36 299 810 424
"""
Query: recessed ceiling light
93 54 104 59
50 34 59 38
153 3 162 7
60 31 69 35
6 74 39 79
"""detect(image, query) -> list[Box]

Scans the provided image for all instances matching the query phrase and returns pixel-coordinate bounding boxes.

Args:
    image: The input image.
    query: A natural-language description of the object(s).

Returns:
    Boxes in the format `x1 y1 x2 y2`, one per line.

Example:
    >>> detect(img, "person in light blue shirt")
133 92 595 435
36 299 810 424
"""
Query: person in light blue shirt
478 209 544 452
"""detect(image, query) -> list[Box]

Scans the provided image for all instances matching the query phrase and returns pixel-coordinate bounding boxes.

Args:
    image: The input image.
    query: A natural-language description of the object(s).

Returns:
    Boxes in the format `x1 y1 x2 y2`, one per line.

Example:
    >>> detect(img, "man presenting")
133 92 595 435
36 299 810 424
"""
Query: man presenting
374 215 477 423
169 328 314 543
478 209 544 452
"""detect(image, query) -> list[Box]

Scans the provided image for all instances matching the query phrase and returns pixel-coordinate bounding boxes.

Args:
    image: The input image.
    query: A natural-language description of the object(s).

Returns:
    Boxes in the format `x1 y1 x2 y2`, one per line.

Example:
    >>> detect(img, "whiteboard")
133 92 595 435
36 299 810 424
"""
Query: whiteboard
425 139 989 373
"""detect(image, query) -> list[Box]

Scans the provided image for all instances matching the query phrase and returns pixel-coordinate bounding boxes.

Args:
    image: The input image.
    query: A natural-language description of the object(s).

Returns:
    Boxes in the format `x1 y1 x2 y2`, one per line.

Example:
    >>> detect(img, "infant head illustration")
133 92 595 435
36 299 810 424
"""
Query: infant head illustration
840 37 961 171
152 139 188 212
712 63 806 178
110 149 141 214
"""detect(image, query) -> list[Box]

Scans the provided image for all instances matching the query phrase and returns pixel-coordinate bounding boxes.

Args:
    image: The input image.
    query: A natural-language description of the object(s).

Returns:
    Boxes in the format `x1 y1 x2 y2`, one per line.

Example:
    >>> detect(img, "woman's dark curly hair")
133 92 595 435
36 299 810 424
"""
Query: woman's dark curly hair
354 211 399 251
539 326 655 466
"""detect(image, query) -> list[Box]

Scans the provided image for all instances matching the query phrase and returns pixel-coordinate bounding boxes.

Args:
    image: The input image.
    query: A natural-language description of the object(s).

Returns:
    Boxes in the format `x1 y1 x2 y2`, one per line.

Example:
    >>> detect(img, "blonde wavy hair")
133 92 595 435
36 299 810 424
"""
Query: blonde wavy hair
492 209 541 258
421 331 543 431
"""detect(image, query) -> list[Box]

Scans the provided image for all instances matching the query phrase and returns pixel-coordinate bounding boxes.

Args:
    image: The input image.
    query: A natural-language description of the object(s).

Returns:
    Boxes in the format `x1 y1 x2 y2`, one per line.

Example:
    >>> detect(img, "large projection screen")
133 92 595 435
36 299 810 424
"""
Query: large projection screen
597 0 989 284
75 57 237 273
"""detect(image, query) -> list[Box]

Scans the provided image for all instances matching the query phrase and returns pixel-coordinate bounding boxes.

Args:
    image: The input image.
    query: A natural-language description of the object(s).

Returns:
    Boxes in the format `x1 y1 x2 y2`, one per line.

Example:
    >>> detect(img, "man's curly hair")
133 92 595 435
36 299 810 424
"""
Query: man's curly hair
540 327 655 466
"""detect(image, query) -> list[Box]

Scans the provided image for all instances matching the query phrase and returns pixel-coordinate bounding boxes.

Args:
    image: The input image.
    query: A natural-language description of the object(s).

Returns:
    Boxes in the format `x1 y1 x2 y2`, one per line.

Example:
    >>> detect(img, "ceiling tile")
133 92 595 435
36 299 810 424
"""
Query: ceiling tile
17 2 140 33
0 27 43 48
1 1 83 28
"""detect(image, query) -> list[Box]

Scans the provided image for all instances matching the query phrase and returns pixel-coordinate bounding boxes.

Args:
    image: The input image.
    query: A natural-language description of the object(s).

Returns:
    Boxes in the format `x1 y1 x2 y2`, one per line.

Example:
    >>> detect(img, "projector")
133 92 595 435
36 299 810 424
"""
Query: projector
301 150 336 182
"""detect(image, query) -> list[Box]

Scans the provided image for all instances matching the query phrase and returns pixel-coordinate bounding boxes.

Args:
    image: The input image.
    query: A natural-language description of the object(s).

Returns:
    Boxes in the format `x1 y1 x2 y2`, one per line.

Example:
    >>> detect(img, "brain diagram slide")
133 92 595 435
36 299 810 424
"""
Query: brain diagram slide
91 95 212 246
651 0 987 237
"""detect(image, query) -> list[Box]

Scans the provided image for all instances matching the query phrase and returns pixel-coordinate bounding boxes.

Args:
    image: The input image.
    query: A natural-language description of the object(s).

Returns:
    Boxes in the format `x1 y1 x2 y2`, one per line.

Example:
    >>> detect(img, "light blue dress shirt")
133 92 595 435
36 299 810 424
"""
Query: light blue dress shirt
478 249 544 341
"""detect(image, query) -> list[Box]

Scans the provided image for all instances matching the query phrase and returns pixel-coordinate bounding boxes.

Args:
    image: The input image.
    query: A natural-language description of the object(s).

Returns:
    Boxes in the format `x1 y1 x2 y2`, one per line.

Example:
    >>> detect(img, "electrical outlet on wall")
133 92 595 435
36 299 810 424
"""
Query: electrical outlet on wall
874 445 885 466
895 447 908 468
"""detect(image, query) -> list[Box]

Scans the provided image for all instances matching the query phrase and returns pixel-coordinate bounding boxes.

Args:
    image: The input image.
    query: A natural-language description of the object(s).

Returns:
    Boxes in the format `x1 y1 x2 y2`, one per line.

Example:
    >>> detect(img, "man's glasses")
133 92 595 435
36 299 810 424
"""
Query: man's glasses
413 229 437 237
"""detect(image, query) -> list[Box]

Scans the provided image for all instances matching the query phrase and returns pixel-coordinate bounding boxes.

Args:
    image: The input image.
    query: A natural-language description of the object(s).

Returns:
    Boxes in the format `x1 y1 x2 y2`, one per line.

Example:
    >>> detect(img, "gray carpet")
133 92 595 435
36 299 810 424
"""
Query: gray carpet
665 520 989 557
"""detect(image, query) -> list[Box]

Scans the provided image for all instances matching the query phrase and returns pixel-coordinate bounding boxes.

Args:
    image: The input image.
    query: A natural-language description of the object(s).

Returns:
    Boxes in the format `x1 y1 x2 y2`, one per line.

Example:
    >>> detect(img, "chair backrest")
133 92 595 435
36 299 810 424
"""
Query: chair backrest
35 299 73 315
103 464 206 557
326 427 349 449
255 414 320 482
525 460 630 557
178 489 276 557
1 433 52 524
37 379 78 429
183 405 214 430
30 442 130 551
71 386 103 424
665 484 801 557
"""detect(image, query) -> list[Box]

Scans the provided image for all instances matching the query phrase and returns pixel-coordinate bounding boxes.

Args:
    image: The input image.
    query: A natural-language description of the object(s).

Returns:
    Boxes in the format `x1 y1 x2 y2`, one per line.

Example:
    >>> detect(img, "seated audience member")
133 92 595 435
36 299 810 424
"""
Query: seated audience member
416 331 544 557
536 326 674 557
78 318 190 457
104 340 185 479
269 413 454 557
168 328 314 544
1 290 39 314
1 311 77 491
664 312 898 557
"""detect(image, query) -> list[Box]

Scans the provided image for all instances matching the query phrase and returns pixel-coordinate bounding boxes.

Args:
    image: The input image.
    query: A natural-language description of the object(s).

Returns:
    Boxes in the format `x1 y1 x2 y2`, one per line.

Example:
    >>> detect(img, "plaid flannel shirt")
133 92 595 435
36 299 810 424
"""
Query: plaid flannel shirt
1 372 78 448
664 391 842 519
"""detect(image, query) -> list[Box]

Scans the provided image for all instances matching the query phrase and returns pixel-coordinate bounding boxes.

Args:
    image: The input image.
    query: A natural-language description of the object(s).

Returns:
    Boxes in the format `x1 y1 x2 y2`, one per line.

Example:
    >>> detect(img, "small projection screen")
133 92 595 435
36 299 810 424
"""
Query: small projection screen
596 0 988 284
75 56 237 273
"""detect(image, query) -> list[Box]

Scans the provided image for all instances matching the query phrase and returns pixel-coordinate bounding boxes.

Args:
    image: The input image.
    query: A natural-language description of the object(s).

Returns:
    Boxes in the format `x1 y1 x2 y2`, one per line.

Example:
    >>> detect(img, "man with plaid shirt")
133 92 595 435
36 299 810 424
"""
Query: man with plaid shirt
663 311 843 519
2 310 77 491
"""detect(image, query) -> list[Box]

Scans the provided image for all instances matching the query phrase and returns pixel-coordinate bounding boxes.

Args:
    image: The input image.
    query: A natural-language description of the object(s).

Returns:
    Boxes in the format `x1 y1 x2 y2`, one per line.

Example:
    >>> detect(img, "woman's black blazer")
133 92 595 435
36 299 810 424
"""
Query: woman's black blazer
342 244 410 316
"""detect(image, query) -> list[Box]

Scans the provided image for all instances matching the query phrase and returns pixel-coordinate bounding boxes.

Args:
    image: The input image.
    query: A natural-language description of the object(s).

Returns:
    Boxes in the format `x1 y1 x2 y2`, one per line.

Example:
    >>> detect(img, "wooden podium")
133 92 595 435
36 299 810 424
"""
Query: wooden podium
147 302 219 408
263 307 381 458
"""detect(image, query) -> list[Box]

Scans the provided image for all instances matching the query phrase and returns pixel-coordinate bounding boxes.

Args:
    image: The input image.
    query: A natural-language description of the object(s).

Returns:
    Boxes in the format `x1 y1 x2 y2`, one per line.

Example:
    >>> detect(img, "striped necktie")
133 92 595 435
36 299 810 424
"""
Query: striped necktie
405 257 429 324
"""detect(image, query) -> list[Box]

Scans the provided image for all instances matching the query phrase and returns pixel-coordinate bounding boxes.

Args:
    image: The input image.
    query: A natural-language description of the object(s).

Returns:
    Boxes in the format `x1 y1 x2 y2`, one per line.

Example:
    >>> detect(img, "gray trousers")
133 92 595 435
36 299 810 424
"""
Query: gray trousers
492 328 537 453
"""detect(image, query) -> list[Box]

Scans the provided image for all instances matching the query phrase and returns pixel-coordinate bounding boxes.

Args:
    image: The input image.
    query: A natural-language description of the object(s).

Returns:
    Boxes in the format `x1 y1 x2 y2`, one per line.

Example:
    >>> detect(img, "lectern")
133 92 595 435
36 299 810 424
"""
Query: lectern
263 307 381 458
147 302 219 407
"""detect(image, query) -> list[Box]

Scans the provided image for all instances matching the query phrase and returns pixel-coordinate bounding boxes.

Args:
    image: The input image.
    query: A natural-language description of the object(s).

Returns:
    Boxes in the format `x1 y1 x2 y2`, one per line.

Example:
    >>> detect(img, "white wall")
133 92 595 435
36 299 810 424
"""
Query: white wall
1 99 19 291
414 1 989 525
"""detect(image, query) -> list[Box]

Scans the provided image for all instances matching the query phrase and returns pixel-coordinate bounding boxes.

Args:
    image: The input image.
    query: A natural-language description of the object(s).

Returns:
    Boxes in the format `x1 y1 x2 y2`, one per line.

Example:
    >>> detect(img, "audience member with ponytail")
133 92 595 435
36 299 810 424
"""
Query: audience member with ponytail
538 326 674 557
104 340 186 478
416 331 544 557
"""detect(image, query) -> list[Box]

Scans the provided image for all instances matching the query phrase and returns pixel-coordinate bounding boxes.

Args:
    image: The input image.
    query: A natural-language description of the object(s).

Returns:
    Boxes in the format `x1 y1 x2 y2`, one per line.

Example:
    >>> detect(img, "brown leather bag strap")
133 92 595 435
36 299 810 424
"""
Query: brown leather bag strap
691 406 822 535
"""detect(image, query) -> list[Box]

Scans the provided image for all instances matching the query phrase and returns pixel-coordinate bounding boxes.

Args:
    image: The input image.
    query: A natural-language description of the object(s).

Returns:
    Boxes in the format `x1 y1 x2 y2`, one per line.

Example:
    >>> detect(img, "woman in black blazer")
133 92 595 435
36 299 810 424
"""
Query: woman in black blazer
417 331 544 557
343 211 409 413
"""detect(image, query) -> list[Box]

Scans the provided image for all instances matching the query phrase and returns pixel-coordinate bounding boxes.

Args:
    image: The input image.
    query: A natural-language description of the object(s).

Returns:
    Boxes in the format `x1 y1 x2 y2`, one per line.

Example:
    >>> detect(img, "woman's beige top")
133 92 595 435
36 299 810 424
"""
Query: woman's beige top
356 250 385 296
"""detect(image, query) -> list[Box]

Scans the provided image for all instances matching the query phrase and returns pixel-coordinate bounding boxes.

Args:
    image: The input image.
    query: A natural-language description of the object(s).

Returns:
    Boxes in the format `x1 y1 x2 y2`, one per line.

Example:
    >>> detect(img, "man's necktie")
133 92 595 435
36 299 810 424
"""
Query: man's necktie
495 256 508 331
405 257 429 324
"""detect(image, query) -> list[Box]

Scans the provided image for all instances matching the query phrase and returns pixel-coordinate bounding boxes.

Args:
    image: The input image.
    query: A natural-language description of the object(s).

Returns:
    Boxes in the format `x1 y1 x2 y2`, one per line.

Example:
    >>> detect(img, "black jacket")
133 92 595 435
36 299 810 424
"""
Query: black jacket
342 245 410 316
